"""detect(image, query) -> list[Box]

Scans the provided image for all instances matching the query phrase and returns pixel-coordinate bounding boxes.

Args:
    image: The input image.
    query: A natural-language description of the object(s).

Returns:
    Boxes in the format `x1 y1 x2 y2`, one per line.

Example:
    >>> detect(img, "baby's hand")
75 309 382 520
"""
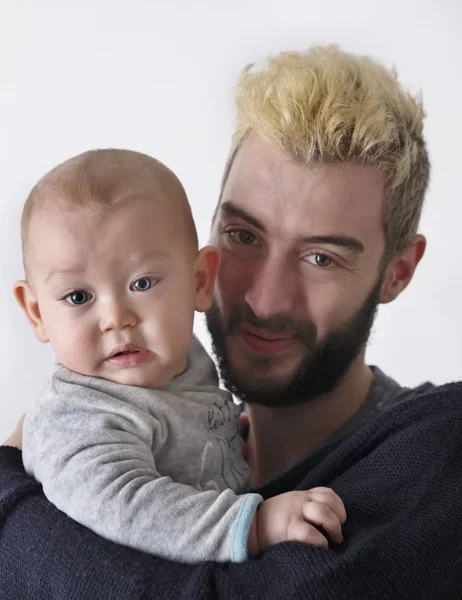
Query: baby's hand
248 487 346 557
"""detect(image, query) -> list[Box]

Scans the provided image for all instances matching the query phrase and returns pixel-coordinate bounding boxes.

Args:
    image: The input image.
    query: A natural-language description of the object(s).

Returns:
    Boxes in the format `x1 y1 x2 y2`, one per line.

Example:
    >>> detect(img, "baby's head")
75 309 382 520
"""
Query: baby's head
15 149 219 388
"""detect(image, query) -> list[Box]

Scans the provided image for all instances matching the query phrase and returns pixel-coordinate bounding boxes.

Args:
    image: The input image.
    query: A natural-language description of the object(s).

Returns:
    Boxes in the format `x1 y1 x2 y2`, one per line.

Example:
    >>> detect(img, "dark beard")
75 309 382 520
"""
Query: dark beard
205 279 382 407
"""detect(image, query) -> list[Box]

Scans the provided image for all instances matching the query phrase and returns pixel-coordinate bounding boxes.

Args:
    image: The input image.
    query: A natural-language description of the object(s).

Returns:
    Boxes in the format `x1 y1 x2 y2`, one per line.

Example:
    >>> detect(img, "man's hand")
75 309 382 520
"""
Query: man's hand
248 487 346 557
3 414 25 449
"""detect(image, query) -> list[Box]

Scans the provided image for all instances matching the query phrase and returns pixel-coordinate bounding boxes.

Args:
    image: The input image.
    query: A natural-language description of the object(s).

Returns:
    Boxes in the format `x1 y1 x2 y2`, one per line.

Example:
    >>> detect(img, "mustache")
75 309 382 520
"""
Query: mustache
223 304 316 343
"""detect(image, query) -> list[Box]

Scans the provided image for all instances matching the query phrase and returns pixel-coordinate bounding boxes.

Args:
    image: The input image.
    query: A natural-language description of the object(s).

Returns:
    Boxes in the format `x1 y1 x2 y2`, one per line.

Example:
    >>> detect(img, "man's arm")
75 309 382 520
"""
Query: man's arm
0 447 194 600
1 383 462 599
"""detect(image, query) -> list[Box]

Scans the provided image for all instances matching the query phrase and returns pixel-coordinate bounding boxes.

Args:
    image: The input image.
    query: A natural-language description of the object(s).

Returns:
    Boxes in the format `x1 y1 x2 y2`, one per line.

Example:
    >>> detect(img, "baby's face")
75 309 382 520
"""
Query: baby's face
25 195 204 388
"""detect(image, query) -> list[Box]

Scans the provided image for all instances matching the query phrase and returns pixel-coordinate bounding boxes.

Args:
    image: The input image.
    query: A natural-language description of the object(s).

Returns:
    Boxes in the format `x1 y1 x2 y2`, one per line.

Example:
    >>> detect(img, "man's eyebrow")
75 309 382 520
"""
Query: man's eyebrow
219 201 266 232
219 202 364 253
303 235 364 253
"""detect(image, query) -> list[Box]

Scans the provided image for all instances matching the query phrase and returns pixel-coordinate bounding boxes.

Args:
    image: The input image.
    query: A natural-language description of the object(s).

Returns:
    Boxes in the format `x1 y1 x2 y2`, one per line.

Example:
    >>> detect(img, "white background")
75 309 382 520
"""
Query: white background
1 0 461 442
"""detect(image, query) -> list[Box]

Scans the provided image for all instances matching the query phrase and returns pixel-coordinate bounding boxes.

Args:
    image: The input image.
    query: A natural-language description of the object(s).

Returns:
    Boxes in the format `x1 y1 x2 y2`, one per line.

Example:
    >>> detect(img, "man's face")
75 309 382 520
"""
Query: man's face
207 134 387 406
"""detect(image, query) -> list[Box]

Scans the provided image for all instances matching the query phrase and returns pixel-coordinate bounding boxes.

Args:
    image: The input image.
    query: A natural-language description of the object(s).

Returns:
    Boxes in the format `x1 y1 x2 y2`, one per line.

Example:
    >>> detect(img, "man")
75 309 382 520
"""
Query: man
1 44 461 599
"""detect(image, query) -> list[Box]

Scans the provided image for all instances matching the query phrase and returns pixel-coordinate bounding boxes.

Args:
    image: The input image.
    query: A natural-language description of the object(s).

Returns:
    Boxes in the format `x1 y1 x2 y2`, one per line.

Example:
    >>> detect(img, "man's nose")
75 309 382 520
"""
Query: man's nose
99 300 138 332
244 255 297 320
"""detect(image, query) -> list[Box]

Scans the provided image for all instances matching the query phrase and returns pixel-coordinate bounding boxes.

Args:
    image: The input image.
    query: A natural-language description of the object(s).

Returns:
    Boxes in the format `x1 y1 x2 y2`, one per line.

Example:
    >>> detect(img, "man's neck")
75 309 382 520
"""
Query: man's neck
246 355 373 488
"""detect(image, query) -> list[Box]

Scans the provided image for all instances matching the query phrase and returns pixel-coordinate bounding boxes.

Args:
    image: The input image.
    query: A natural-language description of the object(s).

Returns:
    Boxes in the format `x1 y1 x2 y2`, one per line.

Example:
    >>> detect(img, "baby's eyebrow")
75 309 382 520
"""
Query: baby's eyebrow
125 250 172 264
44 267 83 285
43 251 173 285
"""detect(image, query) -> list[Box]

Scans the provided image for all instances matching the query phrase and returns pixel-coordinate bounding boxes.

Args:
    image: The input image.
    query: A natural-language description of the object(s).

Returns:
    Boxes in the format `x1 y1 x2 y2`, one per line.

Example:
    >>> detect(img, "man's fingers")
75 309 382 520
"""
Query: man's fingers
302 501 344 544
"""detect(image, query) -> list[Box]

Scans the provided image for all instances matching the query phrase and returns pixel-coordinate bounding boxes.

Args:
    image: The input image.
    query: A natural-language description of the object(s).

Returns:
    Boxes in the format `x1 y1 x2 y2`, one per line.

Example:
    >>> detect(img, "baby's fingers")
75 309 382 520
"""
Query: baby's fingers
302 501 344 544
305 487 347 524
288 519 329 548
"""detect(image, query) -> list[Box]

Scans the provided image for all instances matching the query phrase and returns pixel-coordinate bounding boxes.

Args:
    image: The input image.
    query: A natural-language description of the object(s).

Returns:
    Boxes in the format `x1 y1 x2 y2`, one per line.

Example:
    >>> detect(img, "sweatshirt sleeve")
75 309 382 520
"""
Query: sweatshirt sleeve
2 383 462 600
22 384 262 564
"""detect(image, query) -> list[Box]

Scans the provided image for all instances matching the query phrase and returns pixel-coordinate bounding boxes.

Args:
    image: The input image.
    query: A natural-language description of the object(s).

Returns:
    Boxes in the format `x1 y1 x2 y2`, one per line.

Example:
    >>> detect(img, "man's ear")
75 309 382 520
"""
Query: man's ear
194 245 220 313
380 235 426 304
13 280 49 343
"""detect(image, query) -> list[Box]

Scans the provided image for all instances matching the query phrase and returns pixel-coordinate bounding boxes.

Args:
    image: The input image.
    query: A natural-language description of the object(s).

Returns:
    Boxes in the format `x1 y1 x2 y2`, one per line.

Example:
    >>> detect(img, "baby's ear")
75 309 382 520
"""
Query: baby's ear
194 245 220 313
13 280 49 343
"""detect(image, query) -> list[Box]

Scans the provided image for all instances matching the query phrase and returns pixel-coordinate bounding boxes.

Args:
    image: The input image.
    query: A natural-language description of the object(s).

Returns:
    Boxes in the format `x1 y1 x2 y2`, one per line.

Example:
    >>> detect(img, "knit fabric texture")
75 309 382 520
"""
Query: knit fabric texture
1 382 461 599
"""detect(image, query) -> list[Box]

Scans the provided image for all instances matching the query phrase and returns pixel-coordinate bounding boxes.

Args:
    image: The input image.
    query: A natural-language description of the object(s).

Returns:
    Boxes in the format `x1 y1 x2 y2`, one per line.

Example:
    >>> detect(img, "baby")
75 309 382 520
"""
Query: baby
15 149 346 563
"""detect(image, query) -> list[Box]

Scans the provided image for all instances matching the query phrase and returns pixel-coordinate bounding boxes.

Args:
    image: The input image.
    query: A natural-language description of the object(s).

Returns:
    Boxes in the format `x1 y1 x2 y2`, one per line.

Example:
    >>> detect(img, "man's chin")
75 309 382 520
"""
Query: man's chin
219 347 309 406
227 349 303 384
229 373 295 404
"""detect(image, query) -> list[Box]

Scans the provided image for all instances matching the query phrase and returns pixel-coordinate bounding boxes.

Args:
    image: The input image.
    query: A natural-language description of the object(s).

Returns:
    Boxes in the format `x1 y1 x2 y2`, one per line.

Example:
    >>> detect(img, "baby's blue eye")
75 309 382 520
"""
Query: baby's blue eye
65 291 90 305
131 277 154 292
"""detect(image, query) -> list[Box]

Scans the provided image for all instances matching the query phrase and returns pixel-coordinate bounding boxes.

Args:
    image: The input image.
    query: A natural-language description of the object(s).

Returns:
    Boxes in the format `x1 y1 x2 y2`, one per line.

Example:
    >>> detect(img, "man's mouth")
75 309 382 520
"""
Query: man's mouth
240 322 295 340
239 324 297 354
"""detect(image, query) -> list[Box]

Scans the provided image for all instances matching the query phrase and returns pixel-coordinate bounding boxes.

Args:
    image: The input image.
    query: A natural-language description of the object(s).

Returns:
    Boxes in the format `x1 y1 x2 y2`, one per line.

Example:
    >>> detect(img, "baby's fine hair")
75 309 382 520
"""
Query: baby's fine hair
20 149 198 278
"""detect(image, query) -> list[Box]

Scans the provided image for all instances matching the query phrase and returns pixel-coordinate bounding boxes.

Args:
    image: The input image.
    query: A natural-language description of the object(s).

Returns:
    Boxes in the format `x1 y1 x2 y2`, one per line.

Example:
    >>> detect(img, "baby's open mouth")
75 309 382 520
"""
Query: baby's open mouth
105 346 150 367
112 350 139 357
107 345 145 360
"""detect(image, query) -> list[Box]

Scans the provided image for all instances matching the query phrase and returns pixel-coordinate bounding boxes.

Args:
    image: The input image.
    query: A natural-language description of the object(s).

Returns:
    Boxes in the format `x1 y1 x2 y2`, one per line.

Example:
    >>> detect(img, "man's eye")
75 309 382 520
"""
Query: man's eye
64 291 91 305
229 230 257 245
305 253 334 268
131 277 154 292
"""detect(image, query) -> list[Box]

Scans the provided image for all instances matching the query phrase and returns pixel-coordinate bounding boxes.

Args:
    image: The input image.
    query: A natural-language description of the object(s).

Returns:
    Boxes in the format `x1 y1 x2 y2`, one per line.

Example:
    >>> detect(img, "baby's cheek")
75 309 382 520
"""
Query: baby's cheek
158 310 194 360
53 326 97 372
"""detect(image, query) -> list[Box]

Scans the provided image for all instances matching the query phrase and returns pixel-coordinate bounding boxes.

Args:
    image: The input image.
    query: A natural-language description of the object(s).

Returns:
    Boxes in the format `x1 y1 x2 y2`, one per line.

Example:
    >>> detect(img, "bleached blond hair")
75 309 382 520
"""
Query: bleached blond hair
221 45 430 261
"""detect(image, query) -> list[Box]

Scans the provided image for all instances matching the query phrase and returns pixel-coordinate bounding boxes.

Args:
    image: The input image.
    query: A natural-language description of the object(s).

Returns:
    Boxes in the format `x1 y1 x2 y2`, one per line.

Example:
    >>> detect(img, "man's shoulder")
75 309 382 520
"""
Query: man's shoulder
361 378 462 440
333 379 462 461
364 375 462 443
351 380 460 457
368 366 436 412
317 381 462 506
260 380 462 499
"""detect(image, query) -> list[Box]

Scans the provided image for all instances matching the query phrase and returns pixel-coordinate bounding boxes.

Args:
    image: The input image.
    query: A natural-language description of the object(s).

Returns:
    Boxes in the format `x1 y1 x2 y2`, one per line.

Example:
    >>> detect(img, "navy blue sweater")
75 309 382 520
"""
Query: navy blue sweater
1 382 461 599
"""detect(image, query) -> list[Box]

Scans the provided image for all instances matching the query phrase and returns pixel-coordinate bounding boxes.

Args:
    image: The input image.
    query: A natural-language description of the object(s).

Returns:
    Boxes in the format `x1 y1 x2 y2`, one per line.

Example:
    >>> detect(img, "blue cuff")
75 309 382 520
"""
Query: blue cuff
231 493 263 562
